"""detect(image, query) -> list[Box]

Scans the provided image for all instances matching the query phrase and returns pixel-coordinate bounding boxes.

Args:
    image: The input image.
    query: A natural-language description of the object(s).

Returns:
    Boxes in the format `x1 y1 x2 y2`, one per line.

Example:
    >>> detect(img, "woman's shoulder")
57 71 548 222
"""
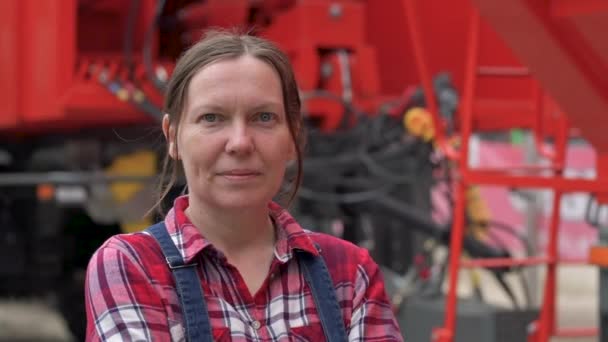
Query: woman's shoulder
305 230 376 273
89 230 164 271
98 230 157 253
306 230 362 254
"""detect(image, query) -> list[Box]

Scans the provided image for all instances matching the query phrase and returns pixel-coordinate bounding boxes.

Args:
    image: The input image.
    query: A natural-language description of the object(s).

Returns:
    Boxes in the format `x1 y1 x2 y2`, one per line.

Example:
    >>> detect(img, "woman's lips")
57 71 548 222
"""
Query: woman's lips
218 170 261 181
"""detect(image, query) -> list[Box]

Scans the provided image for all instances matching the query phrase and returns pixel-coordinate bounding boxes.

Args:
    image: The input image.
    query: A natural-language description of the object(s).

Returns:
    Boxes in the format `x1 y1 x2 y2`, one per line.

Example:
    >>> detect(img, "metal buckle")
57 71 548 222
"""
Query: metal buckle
165 257 197 270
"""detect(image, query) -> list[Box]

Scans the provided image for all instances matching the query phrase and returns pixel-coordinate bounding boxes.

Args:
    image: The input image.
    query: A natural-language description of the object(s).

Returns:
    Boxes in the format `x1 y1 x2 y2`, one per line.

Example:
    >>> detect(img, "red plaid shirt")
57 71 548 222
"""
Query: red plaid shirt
85 196 403 341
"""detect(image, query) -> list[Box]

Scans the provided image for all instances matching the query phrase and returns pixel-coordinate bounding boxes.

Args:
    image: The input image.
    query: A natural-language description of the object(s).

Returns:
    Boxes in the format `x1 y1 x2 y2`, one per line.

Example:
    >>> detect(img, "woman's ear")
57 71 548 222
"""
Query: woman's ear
162 114 178 159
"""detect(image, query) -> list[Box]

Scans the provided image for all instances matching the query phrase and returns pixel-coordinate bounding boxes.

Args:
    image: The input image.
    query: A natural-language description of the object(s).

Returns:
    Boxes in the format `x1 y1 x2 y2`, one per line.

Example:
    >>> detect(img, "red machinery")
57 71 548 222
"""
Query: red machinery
1 0 607 341
404 0 608 341
0 0 540 135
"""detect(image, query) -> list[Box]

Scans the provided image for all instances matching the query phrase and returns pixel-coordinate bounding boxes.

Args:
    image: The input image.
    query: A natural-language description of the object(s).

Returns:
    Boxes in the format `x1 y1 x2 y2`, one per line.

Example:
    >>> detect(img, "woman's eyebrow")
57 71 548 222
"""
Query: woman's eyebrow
250 101 283 112
188 103 225 114
187 99 283 115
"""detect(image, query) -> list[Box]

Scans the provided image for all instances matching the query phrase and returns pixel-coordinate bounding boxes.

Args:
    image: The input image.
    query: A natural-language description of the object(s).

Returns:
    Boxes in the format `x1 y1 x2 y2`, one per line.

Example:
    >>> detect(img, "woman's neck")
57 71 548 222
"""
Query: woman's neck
184 196 276 256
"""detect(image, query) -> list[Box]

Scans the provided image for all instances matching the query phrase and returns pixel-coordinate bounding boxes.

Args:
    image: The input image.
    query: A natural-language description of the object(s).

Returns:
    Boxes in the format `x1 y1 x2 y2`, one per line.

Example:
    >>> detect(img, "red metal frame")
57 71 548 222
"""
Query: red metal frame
550 0 608 17
403 0 603 340
402 0 459 160
0 0 19 129
0 0 164 135
0 0 554 138
471 0 608 153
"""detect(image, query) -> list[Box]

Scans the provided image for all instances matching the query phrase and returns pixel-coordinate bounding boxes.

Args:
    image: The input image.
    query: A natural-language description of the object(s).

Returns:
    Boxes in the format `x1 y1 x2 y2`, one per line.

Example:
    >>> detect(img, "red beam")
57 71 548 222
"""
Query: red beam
470 0 608 153
464 169 608 193
551 0 608 18
554 328 598 338
558 258 590 265
461 256 550 268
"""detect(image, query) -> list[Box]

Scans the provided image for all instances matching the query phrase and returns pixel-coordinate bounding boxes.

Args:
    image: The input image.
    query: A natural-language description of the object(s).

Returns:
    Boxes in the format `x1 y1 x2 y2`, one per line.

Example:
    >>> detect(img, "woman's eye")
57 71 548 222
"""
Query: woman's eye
258 112 275 122
201 113 218 122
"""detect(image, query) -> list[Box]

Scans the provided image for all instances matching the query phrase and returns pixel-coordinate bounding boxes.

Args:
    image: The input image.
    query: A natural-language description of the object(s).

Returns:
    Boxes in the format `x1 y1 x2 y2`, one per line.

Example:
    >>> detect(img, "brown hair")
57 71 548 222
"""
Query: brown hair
151 30 305 216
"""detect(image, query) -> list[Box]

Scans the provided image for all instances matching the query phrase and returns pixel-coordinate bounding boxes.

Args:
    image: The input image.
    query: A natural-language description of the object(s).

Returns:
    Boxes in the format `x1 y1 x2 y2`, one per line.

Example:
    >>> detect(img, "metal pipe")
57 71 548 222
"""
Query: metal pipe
0 172 156 186
465 170 608 193
460 256 550 268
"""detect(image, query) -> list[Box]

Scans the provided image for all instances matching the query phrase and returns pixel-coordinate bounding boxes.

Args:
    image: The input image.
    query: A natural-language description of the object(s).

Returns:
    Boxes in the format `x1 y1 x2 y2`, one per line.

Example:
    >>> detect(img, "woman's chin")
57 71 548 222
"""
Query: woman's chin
208 192 274 210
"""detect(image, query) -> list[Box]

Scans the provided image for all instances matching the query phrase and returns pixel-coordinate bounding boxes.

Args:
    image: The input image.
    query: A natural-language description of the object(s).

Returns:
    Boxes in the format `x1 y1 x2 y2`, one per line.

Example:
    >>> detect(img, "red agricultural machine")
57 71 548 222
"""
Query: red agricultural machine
1 0 607 341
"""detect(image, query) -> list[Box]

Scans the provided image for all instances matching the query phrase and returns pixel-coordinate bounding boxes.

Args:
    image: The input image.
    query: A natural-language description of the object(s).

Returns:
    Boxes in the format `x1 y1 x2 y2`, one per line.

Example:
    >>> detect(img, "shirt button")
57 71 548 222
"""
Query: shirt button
251 320 261 330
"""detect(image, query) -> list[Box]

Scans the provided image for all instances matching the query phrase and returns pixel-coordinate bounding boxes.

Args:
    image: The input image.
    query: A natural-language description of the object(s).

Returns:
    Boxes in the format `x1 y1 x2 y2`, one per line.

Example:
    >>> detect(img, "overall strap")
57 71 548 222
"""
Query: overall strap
146 222 213 342
297 246 348 342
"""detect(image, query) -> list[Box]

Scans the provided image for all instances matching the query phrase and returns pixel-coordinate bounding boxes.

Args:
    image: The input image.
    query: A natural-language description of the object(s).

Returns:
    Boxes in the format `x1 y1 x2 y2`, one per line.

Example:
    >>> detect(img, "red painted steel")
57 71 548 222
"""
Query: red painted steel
0 0 162 135
431 8 479 341
402 0 459 159
551 0 608 17
400 1 604 340
464 171 608 193
262 0 383 131
178 0 250 33
0 0 19 129
471 0 608 153
0 0 549 137
21 0 76 124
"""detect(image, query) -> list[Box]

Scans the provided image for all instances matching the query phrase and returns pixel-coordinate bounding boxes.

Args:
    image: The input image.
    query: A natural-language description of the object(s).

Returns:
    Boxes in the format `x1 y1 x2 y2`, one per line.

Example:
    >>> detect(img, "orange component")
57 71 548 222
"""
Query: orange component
37 184 55 202
404 107 435 141
589 245 608 267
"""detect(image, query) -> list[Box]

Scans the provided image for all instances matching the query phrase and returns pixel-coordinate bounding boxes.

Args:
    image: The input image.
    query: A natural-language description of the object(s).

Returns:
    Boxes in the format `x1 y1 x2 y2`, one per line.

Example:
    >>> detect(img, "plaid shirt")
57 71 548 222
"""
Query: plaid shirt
85 196 403 341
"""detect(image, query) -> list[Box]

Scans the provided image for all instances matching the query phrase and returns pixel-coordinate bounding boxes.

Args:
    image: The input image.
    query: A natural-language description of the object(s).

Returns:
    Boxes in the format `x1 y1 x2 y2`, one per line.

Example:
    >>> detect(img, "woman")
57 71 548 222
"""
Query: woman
85 31 403 341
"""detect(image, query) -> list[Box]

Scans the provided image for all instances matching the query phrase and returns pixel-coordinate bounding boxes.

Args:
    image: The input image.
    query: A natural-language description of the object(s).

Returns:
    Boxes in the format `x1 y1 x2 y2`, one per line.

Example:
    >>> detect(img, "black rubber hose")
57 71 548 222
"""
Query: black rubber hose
143 0 168 92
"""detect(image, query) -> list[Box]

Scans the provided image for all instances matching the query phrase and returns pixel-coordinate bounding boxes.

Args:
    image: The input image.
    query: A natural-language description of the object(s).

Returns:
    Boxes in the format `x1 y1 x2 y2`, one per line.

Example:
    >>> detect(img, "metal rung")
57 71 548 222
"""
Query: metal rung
558 258 590 265
0 172 157 186
460 256 551 268
554 327 598 338
472 165 562 175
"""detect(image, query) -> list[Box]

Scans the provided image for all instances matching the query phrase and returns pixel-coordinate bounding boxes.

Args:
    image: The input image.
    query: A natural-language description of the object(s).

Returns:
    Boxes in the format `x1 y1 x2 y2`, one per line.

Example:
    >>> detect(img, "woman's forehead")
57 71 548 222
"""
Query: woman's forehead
190 56 281 90
185 56 284 110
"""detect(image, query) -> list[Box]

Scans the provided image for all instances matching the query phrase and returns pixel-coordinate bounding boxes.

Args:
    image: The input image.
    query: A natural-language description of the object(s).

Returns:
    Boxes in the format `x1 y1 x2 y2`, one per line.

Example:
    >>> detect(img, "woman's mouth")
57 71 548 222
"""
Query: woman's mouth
218 170 261 181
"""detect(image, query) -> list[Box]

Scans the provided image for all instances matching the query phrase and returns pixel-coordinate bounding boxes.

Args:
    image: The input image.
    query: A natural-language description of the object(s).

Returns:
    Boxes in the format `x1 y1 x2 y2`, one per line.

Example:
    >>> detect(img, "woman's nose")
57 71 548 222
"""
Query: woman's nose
225 123 255 155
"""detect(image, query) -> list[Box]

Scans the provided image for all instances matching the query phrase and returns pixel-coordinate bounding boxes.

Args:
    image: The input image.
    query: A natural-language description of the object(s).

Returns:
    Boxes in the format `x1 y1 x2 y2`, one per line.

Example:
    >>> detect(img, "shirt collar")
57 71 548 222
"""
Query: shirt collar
163 196 318 264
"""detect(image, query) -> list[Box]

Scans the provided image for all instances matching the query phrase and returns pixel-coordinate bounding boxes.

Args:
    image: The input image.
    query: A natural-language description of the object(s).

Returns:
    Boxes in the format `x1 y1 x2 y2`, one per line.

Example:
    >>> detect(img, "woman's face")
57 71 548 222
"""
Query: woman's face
164 55 295 210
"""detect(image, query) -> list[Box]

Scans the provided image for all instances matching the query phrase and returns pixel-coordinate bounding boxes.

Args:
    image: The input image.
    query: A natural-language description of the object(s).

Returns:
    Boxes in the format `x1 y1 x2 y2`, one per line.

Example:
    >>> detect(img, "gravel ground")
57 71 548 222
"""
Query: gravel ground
0 299 74 342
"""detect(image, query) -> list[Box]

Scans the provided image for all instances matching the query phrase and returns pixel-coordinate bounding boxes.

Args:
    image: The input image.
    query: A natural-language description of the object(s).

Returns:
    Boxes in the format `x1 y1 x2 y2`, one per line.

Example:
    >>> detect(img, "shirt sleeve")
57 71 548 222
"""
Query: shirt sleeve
85 241 171 342
348 248 404 341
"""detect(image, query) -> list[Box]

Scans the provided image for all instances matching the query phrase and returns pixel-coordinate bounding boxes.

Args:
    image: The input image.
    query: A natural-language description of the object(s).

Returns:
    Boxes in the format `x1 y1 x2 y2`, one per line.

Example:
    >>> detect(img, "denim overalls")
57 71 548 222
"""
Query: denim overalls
147 222 348 342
